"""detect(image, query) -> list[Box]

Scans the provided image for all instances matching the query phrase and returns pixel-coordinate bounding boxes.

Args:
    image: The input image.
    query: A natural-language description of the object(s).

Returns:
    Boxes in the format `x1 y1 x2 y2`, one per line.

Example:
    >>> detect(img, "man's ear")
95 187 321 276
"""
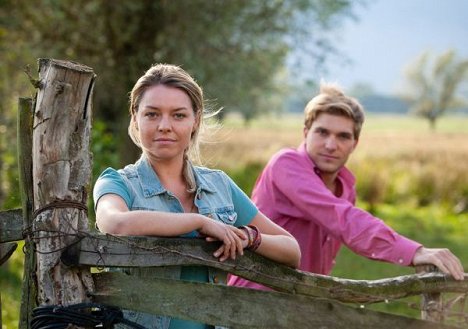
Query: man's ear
351 138 359 152
303 126 309 139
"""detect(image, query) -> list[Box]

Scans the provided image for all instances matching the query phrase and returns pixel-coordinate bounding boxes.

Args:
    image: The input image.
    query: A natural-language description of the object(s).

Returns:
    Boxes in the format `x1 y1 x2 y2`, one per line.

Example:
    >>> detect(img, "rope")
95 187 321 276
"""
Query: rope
33 199 88 219
31 303 147 329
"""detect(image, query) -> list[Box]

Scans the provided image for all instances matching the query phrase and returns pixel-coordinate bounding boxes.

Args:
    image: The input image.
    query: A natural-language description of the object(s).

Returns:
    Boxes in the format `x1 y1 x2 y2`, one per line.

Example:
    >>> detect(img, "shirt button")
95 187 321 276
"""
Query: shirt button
326 237 330 241
371 253 376 258
197 193 202 199
398 258 404 264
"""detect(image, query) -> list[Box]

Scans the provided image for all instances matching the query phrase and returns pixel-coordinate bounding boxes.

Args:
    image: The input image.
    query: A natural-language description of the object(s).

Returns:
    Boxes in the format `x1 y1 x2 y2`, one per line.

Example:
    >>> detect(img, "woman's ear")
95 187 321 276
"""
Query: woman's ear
132 115 139 130
192 112 201 137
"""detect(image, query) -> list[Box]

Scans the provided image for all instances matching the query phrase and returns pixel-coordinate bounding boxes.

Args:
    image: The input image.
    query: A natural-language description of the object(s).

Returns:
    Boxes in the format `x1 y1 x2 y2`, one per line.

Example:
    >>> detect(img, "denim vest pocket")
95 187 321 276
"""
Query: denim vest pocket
211 207 237 225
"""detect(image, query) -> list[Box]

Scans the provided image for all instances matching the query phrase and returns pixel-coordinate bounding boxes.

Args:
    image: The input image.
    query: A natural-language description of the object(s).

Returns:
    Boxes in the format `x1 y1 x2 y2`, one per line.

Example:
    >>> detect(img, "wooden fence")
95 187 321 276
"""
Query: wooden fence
1 59 467 328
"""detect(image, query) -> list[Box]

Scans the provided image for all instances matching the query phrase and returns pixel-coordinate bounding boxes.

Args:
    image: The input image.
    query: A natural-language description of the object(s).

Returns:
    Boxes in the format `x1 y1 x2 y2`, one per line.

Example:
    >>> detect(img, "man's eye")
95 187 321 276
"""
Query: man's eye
316 129 327 136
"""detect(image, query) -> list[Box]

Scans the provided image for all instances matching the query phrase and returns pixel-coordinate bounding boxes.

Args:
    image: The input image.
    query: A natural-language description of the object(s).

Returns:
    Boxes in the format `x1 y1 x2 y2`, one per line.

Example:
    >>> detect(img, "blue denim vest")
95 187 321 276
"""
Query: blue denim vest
113 156 234 329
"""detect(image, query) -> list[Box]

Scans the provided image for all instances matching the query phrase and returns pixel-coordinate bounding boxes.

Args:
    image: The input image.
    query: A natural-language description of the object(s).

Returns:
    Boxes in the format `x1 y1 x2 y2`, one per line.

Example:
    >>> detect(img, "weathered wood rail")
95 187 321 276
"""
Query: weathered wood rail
1 58 467 328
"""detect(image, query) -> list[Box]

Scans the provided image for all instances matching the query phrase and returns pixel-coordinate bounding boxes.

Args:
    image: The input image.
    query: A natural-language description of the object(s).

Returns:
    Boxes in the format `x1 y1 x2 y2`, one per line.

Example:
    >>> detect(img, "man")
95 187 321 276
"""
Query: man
229 83 464 289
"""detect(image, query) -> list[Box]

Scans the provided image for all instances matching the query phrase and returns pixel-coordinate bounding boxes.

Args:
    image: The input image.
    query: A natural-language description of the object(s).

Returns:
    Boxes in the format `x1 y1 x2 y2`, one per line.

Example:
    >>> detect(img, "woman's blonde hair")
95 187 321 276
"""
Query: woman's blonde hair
304 83 365 139
128 63 209 192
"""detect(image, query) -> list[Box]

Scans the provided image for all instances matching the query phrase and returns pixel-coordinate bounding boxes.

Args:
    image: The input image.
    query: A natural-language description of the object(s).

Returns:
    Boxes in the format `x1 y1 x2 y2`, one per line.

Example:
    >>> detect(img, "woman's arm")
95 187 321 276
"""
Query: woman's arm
96 193 246 261
249 212 301 268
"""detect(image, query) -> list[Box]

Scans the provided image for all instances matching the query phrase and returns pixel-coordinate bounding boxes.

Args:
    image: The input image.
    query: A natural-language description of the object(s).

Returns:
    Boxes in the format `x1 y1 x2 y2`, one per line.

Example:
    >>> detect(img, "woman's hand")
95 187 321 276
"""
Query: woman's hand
199 218 247 261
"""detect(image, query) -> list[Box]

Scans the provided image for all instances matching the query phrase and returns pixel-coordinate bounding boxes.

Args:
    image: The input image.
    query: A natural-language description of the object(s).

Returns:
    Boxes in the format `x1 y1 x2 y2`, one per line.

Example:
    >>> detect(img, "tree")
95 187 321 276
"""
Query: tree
1 0 360 168
402 50 468 130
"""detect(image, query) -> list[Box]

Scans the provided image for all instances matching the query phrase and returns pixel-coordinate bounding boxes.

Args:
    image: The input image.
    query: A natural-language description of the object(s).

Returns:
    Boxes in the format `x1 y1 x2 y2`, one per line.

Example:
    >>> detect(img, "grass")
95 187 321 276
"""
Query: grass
2 113 468 327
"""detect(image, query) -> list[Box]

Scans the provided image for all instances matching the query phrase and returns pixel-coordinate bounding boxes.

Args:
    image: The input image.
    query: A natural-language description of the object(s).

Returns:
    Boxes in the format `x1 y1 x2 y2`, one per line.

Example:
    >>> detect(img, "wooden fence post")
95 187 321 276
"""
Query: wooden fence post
417 265 443 323
32 59 95 307
17 97 36 328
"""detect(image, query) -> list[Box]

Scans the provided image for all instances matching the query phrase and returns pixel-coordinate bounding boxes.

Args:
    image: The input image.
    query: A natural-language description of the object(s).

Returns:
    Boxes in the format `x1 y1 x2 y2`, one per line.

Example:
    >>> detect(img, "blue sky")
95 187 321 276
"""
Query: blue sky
318 0 468 96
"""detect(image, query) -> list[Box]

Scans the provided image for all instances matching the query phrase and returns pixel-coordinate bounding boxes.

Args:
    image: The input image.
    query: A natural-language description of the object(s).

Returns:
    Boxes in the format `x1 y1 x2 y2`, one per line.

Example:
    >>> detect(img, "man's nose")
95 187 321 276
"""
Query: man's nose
324 137 337 150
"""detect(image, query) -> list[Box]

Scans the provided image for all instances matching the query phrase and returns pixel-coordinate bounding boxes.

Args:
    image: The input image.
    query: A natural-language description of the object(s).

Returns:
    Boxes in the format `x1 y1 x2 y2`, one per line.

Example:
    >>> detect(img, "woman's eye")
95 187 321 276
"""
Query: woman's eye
174 113 186 119
145 112 157 118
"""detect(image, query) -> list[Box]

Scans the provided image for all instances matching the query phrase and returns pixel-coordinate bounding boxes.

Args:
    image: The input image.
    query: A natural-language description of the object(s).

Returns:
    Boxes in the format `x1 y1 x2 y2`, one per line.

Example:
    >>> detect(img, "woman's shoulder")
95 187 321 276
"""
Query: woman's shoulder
193 165 233 190
98 165 134 179
193 165 223 174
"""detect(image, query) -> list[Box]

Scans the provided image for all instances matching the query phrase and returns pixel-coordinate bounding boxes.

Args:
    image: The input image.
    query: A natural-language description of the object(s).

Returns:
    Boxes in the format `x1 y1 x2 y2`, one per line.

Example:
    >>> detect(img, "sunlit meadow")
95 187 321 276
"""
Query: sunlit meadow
2 114 468 327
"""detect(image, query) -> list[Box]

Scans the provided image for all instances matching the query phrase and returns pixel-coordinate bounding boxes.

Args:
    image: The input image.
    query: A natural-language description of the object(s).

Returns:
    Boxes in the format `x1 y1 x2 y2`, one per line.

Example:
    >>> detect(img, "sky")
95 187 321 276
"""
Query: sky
318 0 468 96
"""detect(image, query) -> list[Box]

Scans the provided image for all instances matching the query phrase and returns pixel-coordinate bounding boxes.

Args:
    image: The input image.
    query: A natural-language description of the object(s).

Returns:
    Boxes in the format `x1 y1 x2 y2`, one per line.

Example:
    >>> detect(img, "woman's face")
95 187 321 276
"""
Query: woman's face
135 84 198 164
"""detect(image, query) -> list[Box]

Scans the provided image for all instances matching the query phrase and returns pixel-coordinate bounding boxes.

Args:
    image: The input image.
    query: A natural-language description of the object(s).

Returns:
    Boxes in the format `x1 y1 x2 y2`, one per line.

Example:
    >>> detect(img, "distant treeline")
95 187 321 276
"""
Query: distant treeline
287 93 468 114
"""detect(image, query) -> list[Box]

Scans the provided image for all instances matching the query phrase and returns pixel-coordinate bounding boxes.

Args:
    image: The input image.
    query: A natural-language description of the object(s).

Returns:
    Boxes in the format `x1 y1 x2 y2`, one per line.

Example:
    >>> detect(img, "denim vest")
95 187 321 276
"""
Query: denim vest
113 156 234 329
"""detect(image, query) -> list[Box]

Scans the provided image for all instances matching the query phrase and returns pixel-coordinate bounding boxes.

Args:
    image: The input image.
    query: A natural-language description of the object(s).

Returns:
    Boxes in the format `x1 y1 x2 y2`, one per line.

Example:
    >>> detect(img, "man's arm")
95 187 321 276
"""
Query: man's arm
266 152 464 280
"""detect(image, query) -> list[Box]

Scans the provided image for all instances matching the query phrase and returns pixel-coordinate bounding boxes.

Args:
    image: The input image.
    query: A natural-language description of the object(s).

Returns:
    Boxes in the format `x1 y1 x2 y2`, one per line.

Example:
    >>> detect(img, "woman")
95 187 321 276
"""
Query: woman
93 64 301 329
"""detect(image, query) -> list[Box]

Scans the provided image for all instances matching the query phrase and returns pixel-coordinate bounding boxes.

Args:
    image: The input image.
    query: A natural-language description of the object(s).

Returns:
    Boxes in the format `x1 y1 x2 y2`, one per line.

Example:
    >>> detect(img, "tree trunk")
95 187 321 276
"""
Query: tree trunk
32 59 95 306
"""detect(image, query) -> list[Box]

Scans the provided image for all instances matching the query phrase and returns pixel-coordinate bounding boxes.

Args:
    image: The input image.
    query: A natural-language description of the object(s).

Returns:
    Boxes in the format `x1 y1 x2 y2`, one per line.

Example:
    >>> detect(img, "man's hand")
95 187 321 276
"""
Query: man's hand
412 247 465 280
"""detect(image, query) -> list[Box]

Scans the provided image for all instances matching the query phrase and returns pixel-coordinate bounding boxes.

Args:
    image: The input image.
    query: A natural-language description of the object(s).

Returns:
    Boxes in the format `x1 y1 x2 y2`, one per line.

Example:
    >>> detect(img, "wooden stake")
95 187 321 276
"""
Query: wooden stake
17 97 36 328
32 59 95 307
417 265 444 323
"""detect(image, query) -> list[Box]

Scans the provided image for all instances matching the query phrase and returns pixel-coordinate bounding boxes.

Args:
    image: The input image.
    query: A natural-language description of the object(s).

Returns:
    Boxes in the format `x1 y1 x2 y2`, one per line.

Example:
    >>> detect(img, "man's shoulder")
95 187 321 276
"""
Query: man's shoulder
269 147 303 166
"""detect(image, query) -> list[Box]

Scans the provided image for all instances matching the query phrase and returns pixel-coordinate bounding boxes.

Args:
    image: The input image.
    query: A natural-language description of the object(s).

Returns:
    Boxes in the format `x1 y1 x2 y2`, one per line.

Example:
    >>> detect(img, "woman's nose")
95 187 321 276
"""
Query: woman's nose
158 115 171 132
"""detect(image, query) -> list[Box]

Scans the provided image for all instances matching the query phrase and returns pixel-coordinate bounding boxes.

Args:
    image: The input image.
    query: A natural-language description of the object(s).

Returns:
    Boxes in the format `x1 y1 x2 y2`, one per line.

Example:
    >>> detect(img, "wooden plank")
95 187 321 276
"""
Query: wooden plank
17 96 36 329
72 234 468 304
91 272 457 329
32 58 95 306
0 209 24 242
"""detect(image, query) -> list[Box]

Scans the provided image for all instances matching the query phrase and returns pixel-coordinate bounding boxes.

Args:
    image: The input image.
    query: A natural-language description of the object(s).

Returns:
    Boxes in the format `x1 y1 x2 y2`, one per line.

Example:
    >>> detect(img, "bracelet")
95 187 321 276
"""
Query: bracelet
240 226 253 249
246 225 262 251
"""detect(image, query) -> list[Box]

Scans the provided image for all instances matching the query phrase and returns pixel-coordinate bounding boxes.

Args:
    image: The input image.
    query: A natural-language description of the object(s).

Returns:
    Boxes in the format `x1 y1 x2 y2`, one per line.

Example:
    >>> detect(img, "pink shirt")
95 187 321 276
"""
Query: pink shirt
228 143 421 289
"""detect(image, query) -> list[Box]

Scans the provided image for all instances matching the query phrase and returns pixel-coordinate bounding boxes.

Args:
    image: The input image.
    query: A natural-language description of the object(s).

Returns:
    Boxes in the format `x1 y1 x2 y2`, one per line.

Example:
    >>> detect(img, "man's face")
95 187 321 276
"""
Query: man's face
304 113 358 177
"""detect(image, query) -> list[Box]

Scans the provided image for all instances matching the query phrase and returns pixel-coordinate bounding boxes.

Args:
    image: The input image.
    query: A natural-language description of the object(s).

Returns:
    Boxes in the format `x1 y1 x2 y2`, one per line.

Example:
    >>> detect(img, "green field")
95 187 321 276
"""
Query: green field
1 114 468 327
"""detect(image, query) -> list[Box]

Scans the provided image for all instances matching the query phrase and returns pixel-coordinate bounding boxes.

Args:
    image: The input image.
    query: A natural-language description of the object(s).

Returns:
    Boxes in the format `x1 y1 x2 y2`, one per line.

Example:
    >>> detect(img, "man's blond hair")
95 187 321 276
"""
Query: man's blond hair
304 83 365 139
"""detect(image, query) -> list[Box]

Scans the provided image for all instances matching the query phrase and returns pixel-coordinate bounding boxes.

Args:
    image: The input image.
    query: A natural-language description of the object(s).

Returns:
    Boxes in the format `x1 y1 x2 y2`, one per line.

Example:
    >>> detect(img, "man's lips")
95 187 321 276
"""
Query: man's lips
318 153 339 160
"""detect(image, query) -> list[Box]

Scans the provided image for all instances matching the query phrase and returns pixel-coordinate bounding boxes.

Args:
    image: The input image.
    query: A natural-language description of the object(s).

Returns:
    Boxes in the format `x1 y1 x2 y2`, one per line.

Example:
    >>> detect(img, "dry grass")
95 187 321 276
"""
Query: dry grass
200 114 468 208
201 113 468 169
